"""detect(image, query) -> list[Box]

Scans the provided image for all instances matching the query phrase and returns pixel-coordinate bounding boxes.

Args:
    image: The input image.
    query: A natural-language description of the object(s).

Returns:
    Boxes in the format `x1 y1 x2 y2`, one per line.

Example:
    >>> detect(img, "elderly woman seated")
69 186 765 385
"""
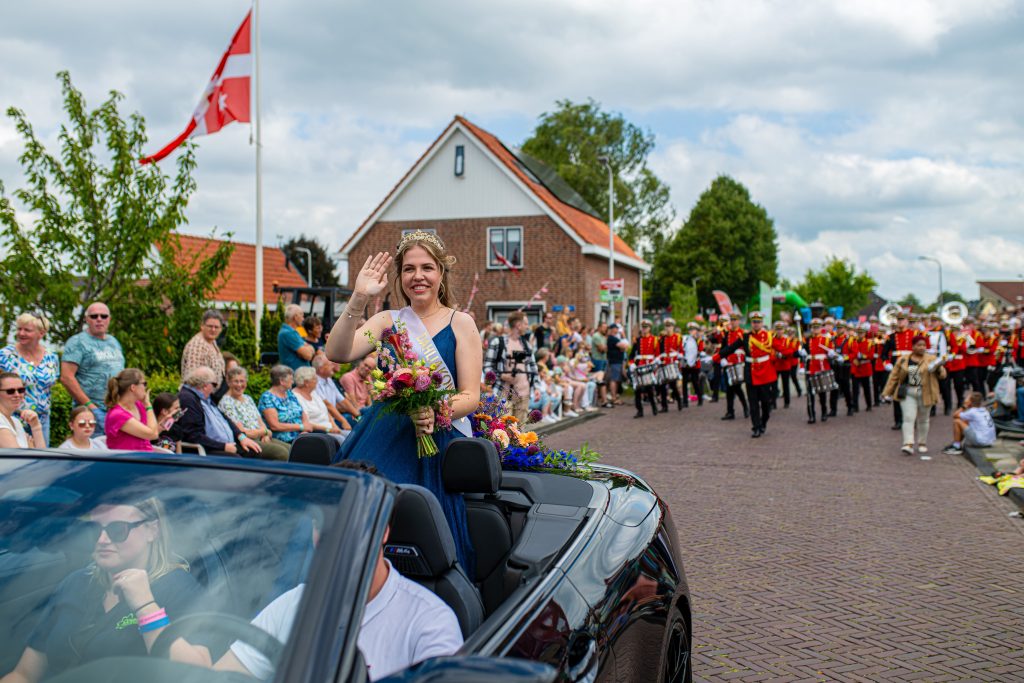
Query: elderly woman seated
292 366 349 446
218 366 291 461
258 365 311 445
0 497 202 682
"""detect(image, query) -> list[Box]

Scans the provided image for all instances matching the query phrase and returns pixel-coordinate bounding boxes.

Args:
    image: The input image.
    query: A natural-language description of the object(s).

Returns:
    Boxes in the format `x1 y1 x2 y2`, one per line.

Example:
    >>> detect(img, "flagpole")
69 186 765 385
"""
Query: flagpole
253 0 264 357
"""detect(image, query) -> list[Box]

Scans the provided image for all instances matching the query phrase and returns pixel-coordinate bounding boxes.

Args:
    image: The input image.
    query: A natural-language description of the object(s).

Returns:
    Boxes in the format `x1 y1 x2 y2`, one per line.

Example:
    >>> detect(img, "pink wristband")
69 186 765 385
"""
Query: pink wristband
137 607 167 626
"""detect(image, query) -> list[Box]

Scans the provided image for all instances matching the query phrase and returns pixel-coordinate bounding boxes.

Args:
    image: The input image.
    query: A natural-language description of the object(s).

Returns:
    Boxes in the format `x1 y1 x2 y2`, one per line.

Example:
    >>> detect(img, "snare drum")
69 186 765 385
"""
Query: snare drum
660 363 682 382
821 369 839 391
631 362 661 387
725 364 744 386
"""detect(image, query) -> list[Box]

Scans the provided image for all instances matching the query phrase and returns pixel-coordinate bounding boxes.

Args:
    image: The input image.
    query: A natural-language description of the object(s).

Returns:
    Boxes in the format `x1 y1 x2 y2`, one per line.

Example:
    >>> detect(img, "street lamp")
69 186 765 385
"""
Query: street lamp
294 246 313 286
597 156 615 281
918 256 943 309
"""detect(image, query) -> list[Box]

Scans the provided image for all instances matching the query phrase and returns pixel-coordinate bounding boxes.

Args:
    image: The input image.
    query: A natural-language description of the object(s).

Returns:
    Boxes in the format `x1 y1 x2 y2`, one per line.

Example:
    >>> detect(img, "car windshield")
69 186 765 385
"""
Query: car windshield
0 455 352 683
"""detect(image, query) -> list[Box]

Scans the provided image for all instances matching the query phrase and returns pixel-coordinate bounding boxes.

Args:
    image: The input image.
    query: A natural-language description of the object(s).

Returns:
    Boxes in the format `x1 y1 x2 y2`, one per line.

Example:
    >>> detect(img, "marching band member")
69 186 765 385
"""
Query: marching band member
979 322 999 392
628 320 660 419
945 323 968 409
716 311 788 437
925 313 952 415
683 322 703 407
658 318 685 412
788 325 803 400
850 323 875 412
708 322 725 403
773 322 792 409
716 315 749 421
884 311 915 431
801 319 834 424
830 321 854 417
872 326 890 407
963 317 986 394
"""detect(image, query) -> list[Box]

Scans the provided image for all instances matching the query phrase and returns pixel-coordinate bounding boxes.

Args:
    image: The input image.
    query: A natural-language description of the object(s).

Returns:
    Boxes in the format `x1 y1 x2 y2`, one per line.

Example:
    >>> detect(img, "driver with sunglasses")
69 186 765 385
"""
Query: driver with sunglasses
0 497 202 683
60 302 125 437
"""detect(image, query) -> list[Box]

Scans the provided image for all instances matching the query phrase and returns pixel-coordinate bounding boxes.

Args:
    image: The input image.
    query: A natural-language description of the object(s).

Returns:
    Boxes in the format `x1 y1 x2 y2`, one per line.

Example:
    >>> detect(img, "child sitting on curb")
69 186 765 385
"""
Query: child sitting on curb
942 391 997 455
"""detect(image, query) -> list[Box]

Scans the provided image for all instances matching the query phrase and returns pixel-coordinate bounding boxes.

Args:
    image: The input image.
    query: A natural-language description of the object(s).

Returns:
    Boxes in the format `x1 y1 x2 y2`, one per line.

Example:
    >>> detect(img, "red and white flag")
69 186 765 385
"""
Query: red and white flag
141 11 252 164
491 245 520 275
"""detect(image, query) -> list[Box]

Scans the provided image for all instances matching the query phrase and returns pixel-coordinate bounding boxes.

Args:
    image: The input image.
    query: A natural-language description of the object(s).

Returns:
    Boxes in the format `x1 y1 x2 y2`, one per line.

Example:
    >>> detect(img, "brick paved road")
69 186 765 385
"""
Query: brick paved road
545 396 1024 682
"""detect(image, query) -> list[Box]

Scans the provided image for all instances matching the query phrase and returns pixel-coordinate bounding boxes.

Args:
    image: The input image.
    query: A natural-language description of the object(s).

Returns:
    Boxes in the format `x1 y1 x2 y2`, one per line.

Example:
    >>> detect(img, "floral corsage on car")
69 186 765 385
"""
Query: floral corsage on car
364 323 458 457
472 395 599 476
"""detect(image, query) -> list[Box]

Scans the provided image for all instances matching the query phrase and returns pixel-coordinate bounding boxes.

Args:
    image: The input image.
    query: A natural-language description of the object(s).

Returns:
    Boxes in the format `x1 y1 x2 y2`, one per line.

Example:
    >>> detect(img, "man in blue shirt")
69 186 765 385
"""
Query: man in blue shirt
60 302 125 436
278 304 315 370
170 367 263 456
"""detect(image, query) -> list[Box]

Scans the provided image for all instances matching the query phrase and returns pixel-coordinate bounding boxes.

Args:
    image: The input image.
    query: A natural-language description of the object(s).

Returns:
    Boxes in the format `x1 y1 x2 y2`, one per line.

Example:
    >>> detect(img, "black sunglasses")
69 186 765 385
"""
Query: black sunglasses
84 519 150 543
87 313 110 320
2 387 26 395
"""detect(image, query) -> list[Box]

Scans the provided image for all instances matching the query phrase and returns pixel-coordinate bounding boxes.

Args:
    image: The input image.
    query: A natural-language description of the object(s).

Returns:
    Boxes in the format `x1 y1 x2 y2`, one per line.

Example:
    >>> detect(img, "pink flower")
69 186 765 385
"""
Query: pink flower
405 351 419 362
414 374 431 391
392 368 415 387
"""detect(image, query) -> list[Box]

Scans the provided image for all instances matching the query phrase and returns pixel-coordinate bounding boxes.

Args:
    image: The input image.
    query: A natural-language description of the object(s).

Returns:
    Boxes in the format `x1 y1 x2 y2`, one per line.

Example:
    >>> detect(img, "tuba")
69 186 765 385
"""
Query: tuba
878 302 903 327
940 301 968 326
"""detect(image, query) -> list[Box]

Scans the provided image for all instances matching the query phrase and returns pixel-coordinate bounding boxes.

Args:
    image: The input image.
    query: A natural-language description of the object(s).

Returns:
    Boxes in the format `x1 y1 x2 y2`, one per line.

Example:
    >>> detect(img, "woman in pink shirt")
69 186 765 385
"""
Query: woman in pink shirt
104 368 160 451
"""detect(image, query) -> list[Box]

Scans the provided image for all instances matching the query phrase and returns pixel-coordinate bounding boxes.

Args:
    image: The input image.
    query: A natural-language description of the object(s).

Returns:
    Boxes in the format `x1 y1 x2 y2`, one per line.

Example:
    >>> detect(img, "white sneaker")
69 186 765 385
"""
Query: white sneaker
564 410 580 418
542 415 557 424
918 445 929 454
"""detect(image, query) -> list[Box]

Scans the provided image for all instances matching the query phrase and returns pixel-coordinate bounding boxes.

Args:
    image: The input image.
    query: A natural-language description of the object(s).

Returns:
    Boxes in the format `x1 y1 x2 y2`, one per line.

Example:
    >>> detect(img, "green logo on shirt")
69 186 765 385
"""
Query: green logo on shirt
116 614 139 631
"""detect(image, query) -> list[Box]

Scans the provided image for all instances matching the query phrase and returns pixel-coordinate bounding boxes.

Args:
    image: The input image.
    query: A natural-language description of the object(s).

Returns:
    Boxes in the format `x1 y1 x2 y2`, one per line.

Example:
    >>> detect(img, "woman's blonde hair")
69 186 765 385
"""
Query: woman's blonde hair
16 312 50 335
390 231 458 309
91 497 188 589
105 368 145 409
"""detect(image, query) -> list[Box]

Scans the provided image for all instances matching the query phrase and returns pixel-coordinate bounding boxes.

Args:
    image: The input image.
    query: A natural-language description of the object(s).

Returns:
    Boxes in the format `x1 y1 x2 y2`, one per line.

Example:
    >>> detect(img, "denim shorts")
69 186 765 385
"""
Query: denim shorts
607 363 624 383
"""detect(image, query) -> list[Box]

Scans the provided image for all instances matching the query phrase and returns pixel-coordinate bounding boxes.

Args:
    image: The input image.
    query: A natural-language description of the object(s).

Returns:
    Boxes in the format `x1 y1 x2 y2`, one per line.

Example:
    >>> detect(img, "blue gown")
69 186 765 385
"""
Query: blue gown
334 322 475 576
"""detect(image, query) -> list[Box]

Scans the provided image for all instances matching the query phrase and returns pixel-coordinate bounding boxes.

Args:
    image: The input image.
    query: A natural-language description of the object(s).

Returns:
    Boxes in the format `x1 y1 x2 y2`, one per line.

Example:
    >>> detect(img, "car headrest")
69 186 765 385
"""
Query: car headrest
289 433 337 466
442 438 501 494
385 485 457 578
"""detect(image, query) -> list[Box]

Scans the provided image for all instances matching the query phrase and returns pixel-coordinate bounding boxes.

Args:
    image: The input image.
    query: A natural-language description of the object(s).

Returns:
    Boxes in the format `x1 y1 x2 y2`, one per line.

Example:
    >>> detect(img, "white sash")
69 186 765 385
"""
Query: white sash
394 308 473 437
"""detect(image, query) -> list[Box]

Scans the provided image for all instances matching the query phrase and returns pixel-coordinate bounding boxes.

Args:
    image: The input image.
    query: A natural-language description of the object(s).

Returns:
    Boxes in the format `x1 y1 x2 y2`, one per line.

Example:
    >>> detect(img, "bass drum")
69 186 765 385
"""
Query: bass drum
629 362 662 388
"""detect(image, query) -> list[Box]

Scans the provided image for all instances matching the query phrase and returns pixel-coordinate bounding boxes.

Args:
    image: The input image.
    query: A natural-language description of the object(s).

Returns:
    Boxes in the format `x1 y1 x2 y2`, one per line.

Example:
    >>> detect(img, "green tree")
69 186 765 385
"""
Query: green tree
651 175 778 310
0 71 231 366
260 300 285 354
924 290 965 313
793 257 877 316
221 300 258 368
282 234 340 287
669 282 698 323
897 293 923 311
521 99 675 259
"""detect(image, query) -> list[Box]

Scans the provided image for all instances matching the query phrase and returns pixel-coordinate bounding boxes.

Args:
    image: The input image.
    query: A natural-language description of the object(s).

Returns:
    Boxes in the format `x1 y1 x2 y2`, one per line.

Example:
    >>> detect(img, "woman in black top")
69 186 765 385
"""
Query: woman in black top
1 497 202 682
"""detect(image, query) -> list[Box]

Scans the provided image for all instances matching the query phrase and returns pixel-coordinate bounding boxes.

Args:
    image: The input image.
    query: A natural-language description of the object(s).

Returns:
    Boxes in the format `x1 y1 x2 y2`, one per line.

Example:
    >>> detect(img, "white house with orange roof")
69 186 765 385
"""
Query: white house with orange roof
337 116 649 330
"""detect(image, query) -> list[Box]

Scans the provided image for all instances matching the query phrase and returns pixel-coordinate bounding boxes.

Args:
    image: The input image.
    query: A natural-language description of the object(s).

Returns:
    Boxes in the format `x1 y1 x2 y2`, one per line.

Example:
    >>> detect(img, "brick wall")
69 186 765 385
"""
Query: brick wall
346 215 644 327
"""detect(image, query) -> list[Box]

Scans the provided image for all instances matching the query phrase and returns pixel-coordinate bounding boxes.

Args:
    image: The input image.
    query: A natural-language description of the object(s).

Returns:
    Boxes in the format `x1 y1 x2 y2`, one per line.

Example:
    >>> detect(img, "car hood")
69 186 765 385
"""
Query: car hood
587 463 659 527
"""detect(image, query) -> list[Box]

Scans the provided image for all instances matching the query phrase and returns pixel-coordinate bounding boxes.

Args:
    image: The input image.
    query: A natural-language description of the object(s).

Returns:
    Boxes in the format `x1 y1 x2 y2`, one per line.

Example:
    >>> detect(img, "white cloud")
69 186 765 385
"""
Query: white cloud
0 0 1022 303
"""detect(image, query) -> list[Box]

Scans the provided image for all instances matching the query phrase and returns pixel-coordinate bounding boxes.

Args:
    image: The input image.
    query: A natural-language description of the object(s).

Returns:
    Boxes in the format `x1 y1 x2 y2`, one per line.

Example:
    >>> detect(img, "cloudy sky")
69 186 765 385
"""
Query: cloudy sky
2 0 1022 302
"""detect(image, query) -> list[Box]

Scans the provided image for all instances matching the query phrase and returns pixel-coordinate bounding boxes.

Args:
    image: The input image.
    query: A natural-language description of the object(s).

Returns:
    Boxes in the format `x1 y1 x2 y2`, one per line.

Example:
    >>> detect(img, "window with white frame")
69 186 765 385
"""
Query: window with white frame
487 226 523 269
486 302 545 326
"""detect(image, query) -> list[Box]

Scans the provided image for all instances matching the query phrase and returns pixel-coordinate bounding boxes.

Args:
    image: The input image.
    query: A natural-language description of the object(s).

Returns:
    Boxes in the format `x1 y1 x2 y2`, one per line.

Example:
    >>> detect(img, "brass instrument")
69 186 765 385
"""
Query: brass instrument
878 302 903 327
940 301 968 326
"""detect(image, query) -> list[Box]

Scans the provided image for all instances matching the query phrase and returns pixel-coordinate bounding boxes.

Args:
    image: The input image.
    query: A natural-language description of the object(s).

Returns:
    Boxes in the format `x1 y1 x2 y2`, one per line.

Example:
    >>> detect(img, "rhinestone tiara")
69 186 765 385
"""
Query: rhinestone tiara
397 230 445 253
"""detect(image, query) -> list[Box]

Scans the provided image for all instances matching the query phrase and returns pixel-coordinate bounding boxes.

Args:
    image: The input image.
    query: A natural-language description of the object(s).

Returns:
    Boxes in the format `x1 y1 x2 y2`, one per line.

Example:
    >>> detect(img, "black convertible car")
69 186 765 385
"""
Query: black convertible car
0 438 690 682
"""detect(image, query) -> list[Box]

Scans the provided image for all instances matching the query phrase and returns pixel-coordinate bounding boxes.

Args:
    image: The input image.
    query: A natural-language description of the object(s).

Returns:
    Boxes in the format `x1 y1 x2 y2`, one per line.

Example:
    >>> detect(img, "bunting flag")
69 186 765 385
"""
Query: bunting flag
712 290 734 316
518 282 549 312
140 11 253 164
462 273 480 313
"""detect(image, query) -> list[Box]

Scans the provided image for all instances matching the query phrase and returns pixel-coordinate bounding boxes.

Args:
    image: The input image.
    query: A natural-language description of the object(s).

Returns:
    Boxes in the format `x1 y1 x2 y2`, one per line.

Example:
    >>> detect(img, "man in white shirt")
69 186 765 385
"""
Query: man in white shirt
313 355 362 425
682 322 703 407
211 526 462 681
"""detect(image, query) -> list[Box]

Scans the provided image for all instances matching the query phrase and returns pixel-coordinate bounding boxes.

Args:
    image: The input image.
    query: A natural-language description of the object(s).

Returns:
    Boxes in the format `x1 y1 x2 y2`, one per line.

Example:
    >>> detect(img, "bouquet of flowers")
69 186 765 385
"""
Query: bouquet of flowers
365 323 458 457
471 394 600 476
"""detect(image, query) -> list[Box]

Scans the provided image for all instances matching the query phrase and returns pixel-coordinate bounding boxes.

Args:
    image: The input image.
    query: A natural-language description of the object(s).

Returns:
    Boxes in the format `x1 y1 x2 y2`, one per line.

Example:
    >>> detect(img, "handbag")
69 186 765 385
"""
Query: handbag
897 383 908 400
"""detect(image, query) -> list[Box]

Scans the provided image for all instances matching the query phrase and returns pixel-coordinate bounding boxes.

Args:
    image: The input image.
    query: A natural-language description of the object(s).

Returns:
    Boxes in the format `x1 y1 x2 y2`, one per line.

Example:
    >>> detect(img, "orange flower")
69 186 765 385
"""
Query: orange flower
519 431 538 445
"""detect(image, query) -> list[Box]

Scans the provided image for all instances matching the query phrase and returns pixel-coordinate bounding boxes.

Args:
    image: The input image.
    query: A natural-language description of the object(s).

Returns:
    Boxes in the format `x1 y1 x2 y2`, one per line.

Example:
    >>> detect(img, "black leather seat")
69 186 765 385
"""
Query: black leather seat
289 433 337 466
442 438 513 615
385 484 484 637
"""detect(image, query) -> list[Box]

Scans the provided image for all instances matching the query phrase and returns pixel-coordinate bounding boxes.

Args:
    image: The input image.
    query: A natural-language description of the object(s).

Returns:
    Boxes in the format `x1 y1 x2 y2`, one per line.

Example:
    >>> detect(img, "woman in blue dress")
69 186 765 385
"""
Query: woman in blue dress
326 231 481 575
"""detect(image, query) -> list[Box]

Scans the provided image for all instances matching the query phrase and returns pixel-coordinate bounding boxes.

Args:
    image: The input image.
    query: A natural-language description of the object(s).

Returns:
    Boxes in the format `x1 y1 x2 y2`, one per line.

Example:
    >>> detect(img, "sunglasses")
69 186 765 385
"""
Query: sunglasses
84 519 150 543
75 420 97 427
2 387 26 395
87 313 110 320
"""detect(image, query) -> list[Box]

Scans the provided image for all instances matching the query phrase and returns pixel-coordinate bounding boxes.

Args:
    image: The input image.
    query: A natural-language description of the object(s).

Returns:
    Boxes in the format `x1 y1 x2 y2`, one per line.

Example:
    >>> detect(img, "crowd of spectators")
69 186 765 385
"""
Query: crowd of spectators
481 312 629 425
0 302 362 459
